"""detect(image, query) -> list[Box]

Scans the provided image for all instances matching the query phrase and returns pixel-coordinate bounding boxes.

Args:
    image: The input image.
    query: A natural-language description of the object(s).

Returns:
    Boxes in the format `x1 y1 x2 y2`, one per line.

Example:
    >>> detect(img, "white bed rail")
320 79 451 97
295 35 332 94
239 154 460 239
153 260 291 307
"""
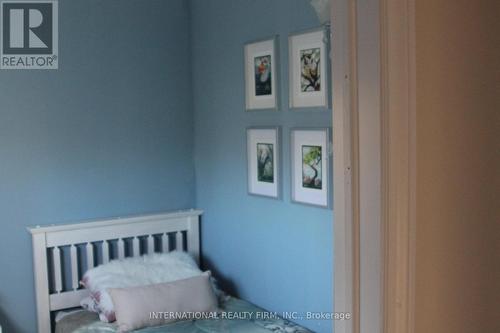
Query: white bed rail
28 209 202 333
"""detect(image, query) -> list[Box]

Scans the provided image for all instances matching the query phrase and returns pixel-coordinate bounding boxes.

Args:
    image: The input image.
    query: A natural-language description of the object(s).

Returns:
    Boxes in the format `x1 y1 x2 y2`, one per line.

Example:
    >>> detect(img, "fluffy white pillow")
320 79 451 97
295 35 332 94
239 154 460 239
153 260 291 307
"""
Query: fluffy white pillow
80 251 219 322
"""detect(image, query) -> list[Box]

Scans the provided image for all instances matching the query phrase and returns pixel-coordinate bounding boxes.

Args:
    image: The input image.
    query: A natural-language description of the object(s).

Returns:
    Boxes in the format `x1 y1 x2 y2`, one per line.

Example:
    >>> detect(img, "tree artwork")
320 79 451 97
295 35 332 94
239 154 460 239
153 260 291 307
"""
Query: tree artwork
300 48 321 92
302 145 322 189
257 143 274 183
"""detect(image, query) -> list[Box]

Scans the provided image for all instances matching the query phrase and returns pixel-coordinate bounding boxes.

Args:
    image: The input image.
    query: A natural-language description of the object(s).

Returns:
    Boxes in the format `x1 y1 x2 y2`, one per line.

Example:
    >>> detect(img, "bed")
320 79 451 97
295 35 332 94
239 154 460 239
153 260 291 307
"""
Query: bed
28 210 311 333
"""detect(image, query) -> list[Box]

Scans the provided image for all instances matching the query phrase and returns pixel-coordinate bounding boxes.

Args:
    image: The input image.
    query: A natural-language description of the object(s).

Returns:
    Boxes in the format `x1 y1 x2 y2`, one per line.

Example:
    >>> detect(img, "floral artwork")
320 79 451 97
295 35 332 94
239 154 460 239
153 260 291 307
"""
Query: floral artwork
254 55 272 96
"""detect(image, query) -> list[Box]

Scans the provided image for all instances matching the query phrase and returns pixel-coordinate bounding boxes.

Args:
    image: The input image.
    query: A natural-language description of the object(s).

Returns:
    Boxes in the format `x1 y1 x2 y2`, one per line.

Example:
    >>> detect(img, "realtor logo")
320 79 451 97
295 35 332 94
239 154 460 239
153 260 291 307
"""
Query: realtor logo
1 0 58 69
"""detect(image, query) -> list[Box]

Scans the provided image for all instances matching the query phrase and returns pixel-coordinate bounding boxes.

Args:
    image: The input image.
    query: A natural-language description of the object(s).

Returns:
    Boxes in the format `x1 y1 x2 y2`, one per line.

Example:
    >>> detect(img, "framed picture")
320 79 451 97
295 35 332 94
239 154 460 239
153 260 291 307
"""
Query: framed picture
244 37 279 111
291 128 331 208
247 127 281 198
289 28 330 109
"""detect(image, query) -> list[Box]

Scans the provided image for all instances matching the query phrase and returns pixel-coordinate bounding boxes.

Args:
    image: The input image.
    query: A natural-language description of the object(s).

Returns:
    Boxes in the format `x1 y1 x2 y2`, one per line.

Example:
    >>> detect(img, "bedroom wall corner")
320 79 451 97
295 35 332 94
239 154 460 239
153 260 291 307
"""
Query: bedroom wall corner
190 1 334 332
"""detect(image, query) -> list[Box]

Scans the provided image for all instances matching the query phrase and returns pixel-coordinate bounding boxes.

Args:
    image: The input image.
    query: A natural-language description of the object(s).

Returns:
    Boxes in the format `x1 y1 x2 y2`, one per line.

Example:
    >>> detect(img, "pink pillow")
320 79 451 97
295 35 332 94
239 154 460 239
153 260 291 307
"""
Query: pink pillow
109 272 218 332
80 251 219 322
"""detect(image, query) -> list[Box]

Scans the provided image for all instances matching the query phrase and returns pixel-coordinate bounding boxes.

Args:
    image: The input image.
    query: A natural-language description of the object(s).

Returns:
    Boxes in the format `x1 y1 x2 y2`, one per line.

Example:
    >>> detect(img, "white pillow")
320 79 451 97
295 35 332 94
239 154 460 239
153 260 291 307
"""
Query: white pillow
80 251 219 322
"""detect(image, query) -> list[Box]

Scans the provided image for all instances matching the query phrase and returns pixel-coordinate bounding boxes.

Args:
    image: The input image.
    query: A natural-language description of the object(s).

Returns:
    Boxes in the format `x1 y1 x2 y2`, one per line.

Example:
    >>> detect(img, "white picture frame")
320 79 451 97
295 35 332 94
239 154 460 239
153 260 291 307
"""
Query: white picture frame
247 127 281 198
244 37 279 111
291 128 331 208
289 28 330 109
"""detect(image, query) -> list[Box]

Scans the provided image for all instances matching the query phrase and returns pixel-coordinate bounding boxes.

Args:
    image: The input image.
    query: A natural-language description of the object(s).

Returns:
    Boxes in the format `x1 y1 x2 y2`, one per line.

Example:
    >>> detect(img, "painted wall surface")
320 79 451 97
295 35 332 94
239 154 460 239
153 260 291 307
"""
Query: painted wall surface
0 1 194 332
415 0 500 332
190 1 334 332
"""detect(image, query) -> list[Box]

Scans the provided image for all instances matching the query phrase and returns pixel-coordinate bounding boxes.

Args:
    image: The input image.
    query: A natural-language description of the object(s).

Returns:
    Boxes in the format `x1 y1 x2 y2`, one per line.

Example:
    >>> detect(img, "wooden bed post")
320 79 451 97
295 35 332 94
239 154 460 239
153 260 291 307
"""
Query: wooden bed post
32 232 52 333
187 214 200 264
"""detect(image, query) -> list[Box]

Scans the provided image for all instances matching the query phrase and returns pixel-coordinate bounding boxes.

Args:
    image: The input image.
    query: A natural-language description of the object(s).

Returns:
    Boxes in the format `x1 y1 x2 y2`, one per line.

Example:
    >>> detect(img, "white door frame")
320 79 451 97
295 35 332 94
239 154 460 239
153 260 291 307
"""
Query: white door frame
380 0 416 332
332 0 416 332
331 0 357 332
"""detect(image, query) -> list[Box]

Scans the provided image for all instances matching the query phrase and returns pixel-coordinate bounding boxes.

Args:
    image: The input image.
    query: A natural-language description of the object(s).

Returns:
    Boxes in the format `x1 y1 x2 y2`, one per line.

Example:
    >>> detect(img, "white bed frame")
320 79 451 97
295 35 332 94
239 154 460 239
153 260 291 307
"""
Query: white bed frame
28 209 202 333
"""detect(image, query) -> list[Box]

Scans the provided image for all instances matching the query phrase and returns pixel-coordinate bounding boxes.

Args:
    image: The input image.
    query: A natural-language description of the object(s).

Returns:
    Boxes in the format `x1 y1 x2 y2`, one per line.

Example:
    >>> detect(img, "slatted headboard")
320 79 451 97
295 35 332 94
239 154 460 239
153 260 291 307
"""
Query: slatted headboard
27 209 202 333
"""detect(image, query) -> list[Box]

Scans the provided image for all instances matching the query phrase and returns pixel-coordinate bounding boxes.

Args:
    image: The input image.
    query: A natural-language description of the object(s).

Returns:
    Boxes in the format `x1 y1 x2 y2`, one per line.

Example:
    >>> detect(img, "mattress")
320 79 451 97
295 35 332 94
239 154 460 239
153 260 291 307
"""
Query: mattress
55 296 312 333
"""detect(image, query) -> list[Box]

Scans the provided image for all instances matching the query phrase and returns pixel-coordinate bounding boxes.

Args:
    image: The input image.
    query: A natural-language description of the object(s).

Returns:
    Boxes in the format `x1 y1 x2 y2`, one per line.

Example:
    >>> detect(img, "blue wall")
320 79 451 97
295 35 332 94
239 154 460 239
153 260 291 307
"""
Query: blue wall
191 1 334 332
0 1 333 332
0 1 194 332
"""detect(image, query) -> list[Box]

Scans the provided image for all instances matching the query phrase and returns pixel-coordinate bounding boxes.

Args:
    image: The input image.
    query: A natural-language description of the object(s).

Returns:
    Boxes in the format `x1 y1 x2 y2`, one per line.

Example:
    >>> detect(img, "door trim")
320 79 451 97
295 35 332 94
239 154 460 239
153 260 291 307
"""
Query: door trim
333 0 416 332
380 0 416 332
332 0 358 332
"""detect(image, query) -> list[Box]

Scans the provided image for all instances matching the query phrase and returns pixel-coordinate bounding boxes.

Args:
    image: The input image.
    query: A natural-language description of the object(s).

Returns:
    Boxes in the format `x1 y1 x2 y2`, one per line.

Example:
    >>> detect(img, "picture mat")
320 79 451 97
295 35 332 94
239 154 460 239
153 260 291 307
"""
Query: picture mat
289 29 328 108
245 38 278 110
247 128 279 197
291 129 329 206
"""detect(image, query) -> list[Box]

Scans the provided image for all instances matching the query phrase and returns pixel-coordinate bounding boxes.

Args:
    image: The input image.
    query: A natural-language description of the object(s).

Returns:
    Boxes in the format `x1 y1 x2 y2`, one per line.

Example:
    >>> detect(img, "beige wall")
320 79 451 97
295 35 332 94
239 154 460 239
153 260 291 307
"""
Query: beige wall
415 1 499 332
